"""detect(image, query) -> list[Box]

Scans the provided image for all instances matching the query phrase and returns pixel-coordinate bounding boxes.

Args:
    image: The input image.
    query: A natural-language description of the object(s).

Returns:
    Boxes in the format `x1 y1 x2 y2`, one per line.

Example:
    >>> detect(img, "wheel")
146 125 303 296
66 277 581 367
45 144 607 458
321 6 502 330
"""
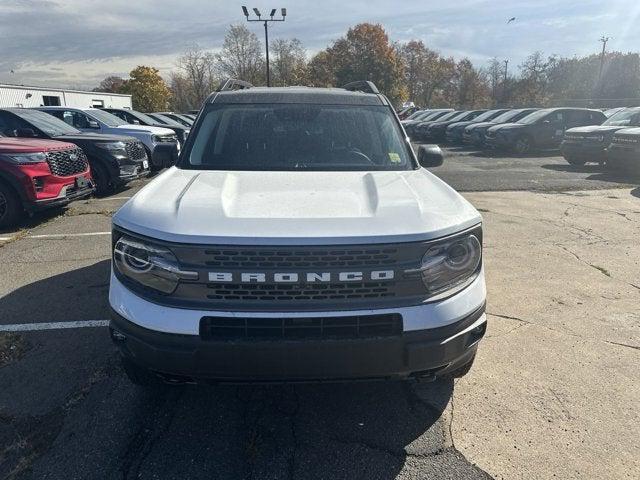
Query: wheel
565 157 586 166
121 357 161 387
514 136 532 155
441 354 476 379
89 160 114 196
0 181 22 228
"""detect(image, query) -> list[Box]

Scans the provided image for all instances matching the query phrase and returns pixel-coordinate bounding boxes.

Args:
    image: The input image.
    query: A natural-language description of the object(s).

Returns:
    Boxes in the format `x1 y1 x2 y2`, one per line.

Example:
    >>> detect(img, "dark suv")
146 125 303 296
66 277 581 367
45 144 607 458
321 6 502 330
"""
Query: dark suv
463 109 538 147
102 108 190 147
423 110 487 143
561 107 640 165
0 109 149 195
606 127 640 173
485 108 606 154
445 109 509 144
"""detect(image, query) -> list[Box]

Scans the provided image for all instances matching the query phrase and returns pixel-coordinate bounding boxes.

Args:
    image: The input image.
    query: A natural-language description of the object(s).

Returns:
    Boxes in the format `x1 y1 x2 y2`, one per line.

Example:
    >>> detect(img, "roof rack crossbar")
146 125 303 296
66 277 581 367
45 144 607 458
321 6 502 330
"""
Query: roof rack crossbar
341 81 380 94
217 78 253 92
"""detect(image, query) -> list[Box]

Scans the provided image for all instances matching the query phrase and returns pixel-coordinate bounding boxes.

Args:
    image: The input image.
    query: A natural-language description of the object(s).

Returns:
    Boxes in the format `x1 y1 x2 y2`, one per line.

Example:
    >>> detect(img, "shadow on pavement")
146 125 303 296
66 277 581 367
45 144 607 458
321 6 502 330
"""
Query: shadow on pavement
0 261 489 479
541 163 640 187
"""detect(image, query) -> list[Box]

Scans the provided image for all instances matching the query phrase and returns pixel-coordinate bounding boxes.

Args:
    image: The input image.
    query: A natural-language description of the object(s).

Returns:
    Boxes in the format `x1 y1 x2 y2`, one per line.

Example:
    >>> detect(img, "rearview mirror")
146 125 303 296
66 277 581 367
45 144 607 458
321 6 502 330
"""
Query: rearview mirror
132 120 140 125
88 120 100 129
14 128 37 138
417 144 444 168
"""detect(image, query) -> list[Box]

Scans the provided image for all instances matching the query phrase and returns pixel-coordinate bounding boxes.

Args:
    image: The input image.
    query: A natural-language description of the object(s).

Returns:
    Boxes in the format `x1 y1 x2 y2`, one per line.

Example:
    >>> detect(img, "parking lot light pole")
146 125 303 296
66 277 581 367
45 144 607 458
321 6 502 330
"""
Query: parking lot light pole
242 6 286 87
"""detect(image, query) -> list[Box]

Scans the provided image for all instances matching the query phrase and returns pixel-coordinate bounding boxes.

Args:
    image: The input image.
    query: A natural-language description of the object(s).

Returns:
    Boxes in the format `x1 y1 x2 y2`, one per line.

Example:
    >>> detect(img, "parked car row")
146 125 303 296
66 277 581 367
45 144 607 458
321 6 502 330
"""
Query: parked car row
0 106 194 228
404 105 640 171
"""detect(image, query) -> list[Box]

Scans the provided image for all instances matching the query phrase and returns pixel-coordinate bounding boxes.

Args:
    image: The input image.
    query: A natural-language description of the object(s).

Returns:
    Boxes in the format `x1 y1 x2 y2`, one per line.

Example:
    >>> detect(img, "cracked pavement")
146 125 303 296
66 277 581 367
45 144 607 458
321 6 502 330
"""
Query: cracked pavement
1 153 639 479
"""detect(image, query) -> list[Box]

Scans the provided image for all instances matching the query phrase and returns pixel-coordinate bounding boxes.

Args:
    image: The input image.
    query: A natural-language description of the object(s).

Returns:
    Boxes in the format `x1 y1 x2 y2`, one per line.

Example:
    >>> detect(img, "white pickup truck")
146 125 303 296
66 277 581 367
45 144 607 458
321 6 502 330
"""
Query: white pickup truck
108 80 487 385
36 107 179 170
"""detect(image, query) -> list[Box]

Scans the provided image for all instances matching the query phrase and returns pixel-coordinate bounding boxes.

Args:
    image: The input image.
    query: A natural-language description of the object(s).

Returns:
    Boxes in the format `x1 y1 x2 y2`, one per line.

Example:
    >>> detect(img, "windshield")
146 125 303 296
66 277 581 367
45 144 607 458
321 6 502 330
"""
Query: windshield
127 110 163 125
603 108 640 126
406 110 425 120
85 109 127 127
14 109 80 136
492 109 526 123
149 113 183 127
185 104 414 171
517 109 552 124
447 111 470 122
470 110 500 122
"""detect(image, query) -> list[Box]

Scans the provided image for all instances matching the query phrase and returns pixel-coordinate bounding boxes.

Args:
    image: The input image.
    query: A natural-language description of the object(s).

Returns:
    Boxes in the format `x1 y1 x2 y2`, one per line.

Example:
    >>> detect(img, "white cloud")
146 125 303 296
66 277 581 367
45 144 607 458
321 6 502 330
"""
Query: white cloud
0 0 639 88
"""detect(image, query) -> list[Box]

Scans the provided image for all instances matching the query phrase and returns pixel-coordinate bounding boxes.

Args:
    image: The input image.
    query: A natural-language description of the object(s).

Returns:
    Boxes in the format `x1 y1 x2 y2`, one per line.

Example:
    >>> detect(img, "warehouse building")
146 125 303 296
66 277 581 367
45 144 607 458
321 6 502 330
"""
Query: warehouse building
0 84 132 109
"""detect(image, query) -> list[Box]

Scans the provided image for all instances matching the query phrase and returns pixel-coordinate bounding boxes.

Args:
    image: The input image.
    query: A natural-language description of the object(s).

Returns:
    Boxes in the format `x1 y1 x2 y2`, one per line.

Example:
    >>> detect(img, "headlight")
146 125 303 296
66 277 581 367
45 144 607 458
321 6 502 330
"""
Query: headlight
96 141 126 151
405 230 482 298
1 152 47 164
113 235 198 294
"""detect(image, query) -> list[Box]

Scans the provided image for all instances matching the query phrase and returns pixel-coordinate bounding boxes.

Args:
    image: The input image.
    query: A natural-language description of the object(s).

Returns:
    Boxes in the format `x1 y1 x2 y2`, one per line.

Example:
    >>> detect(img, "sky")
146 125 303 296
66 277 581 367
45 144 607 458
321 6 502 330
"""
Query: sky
1 0 640 90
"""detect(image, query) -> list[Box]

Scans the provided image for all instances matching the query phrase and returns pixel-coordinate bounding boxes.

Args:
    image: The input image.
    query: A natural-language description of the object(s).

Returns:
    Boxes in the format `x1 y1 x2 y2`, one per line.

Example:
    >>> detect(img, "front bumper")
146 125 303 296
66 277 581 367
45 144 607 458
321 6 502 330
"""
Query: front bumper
445 130 464 144
560 141 606 162
484 133 511 149
31 183 94 210
606 145 640 171
109 271 487 382
151 143 179 168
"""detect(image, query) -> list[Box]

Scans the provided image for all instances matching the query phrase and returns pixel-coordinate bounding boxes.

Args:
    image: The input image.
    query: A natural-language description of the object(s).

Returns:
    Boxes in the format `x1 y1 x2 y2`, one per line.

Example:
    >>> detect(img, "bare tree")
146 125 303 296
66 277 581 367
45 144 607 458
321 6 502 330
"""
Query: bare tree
173 45 218 110
270 38 308 86
216 24 265 85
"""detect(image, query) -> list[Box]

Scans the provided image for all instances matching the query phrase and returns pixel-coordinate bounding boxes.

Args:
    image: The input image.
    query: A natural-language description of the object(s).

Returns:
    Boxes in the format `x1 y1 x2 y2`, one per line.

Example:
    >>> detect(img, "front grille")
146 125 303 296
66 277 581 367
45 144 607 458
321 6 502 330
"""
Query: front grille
46 148 88 177
199 314 403 340
564 134 583 141
612 136 639 144
206 281 395 302
203 247 398 268
124 141 147 161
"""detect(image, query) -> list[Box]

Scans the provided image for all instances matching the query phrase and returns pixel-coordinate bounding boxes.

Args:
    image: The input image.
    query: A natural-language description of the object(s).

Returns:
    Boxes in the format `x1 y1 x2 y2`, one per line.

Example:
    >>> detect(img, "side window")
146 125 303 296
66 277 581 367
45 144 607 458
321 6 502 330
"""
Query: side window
45 110 66 123
0 112 36 136
110 111 128 122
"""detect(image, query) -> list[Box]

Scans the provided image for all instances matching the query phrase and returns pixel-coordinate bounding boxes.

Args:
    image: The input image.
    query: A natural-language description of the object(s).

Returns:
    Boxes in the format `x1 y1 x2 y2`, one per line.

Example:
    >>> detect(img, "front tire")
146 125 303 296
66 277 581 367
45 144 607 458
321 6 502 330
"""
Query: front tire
514 136 533 155
565 157 586 166
89 160 114 197
0 182 22 228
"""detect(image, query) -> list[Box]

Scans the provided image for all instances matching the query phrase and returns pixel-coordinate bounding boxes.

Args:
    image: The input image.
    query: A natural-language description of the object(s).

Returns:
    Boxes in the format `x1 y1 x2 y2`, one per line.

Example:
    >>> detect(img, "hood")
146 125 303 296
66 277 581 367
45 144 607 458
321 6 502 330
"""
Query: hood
612 127 640 136
447 121 474 131
465 122 496 132
565 125 626 135
0 137 76 153
53 132 138 143
151 123 187 134
114 168 482 246
487 122 525 133
115 125 176 136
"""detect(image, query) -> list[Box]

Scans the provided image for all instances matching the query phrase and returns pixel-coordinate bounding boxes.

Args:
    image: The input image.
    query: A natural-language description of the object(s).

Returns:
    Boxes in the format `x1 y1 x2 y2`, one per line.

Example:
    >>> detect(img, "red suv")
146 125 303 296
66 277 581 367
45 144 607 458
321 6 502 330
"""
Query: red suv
0 137 94 227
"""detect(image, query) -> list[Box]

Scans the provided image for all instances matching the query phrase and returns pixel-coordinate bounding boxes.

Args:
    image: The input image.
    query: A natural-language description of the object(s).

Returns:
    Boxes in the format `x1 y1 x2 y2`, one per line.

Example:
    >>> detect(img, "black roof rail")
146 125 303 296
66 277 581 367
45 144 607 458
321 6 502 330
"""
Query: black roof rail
341 81 380 95
216 78 253 92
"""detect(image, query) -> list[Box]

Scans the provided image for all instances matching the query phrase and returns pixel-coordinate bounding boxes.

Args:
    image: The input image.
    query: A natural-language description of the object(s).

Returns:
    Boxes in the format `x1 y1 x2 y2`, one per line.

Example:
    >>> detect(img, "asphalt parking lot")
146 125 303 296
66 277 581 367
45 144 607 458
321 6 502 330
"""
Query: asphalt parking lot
1 149 639 479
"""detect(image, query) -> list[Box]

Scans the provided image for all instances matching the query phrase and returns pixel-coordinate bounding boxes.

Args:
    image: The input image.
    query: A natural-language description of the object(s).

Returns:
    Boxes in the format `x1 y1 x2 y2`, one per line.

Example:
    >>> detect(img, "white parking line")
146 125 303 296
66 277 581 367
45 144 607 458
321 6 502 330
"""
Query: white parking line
0 236 14 241
28 232 111 239
0 320 109 332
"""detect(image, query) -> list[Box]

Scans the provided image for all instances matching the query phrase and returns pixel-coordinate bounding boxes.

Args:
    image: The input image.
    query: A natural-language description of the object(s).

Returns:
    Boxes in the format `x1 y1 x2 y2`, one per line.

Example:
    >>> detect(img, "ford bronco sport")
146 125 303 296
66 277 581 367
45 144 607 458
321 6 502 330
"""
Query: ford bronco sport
109 80 487 385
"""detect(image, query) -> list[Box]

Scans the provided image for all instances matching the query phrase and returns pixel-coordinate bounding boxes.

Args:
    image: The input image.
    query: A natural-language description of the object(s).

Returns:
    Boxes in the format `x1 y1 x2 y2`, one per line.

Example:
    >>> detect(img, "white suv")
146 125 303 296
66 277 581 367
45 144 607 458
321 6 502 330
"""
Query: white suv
109 80 486 385
37 107 179 170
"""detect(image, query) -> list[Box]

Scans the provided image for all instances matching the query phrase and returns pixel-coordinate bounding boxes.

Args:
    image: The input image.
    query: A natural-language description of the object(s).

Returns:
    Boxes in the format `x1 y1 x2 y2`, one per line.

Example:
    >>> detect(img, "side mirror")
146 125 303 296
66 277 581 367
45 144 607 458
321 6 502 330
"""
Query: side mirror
14 128 37 138
88 120 100 129
417 144 444 168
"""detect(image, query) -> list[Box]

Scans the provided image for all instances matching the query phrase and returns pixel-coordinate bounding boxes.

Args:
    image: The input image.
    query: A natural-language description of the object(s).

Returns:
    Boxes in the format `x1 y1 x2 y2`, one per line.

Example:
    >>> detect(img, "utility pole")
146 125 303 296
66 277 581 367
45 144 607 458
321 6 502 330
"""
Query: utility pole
503 59 509 105
598 36 610 82
242 7 286 87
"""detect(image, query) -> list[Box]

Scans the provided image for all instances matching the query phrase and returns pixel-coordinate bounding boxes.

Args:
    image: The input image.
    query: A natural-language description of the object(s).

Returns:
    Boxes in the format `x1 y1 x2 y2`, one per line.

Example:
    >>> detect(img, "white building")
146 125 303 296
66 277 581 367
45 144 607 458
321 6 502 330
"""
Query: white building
0 84 132 109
